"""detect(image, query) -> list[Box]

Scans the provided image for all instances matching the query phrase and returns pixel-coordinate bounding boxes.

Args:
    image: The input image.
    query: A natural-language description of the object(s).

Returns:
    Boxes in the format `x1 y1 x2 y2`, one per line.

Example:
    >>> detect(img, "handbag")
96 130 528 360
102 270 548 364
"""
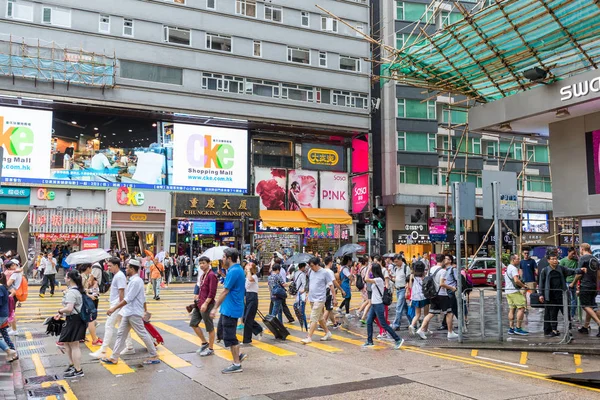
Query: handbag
529 292 544 308
375 282 393 306
272 283 287 300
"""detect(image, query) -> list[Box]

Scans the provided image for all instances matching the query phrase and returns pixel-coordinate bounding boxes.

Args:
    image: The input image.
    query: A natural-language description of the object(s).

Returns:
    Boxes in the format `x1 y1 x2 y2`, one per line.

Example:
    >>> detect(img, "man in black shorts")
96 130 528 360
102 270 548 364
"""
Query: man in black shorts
575 243 600 336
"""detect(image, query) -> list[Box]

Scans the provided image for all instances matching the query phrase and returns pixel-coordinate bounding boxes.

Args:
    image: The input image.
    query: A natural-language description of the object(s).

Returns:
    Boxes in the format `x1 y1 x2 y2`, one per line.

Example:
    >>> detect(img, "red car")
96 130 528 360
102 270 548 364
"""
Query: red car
466 258 506 286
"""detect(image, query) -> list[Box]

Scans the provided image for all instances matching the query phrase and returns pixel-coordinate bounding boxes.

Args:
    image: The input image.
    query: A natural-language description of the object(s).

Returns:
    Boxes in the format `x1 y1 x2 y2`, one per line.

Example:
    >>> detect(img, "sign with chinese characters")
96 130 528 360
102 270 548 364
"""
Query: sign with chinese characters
428 218 447 242
304 224 341 239
351 174 369 214
29 208 108 234
174 194 259 220
0 187 29 198
255 221 303 234
301 143 345 172
393 230 430 245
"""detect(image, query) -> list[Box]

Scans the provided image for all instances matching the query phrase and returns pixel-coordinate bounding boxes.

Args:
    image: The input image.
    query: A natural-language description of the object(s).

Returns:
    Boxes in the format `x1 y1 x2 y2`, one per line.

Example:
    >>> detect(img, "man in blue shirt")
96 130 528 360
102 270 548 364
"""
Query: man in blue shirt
210 248 247 374
519 249 538 290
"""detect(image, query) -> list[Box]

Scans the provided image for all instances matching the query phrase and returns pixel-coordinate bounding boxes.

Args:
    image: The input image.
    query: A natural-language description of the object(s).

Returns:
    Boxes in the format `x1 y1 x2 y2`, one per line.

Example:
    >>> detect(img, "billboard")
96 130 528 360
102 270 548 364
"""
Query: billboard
287 169 318 210
319 171 348 211
352 135 369 174
351 174 369 214
0 106 248 194
255 167 287 210
586 130 600 194
301 143 345 172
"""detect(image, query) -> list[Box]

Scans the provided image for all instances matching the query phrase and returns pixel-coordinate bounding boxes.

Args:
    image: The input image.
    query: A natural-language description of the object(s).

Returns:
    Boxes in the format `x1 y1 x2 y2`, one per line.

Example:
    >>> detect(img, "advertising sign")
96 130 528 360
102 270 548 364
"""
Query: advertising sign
351 174 369 214
428 218 447 242
351 135 369 174
29 208 108 234
287 169 318 210
304 224 340 239
254 167 287 210
172 124 248 193
586 130 600 194
81 236 99 250
319 172 348 211
255 221 303 234
174 193 259 220
192 221 216 235
301 143 345 172
405 206 428 230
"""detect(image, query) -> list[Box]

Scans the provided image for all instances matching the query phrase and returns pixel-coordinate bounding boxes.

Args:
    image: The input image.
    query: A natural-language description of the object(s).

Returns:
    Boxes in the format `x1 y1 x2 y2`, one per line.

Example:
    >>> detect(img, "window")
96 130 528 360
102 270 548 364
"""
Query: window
472 138 481 155
398 132 436 152
253 40 262 57
397 132 405 151
206 33 232 52
355 25 364 37
281 84 314 102
246 78 280 98
120 60 183 85
253 139 294 168
526 176 552 193
339 55 360 72
202 73 244 94
99 15 110 34
486 141 498 157
236 0 256 17
397 99 435 119
396 33 429 50
319 52 327 67
301 11 309 27
163 26 191 45
287 47 310 64
441 169 482 188
123 18 134 37
441 108 467 125
396 2 433 23
42 7 71 27
321 16 338 32
264 5 282 22
6 0 33 21
331 90 368 109
525 145 549 163
207 0 216 9
400 166 438 185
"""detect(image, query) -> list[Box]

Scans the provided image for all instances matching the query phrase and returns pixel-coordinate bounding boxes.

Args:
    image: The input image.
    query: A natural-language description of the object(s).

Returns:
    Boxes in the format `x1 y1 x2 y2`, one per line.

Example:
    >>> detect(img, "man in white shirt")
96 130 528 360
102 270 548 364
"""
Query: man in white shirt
505 254 528 336
90 257 134 359
5 259 23 336
102 259 159 365
91 151 112 170
391 255 410 331
301 257 335 344
39 253 57 297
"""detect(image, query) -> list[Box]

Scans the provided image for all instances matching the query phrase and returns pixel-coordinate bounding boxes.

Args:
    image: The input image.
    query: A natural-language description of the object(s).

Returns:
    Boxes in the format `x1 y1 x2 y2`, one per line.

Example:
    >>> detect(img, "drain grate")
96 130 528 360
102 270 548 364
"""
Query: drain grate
27 385 65 398
17 340 45 347
18 347 46 356
25 375 59 385
28 333 47 339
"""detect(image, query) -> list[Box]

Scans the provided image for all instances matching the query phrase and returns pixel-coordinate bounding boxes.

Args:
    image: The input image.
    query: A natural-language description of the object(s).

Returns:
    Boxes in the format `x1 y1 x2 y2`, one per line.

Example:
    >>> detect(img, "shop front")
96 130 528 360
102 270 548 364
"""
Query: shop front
29 188 106 255
0 187 31 260
393 229 432 260
254 222 303 265
172 193 260 255
105 187 171 255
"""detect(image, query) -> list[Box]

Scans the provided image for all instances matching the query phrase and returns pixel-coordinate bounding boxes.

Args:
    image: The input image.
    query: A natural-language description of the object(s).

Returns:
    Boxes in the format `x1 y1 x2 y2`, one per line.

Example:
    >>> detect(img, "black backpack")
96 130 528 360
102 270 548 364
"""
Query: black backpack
93 265 111 294
422 268 443 299
589 256 599 272
356 267 365 290
288 273 301 296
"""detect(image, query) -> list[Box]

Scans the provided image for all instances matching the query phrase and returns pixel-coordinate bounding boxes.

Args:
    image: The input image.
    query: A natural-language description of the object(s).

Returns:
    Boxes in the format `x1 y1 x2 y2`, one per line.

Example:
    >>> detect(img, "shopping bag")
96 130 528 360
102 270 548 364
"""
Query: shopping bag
407 303 416 321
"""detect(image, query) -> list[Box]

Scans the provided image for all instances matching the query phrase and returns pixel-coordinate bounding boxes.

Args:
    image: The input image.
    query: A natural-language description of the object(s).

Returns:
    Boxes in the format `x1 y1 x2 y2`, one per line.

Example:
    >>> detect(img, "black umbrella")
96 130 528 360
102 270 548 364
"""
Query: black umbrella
334 244 365 258
284 253 312 266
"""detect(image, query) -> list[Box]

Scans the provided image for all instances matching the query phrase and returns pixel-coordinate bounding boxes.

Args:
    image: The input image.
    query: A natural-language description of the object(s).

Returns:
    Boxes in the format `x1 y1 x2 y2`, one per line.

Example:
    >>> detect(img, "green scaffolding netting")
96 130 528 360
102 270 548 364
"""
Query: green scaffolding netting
388 0 600 102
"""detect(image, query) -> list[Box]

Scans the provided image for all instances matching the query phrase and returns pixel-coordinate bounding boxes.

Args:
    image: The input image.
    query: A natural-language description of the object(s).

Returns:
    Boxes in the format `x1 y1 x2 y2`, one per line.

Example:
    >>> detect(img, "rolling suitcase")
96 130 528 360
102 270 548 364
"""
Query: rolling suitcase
257 310 289 340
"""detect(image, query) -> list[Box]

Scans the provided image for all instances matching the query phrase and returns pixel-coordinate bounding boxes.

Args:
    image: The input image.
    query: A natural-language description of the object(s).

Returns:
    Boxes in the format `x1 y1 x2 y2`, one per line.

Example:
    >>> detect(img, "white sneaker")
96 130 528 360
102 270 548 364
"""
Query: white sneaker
320 331 332 341
447 331 459 340
89 350 106 359
7 329 17 336
121 348 136 355
300 337 312 345
416 329 427 340
408 325 416 336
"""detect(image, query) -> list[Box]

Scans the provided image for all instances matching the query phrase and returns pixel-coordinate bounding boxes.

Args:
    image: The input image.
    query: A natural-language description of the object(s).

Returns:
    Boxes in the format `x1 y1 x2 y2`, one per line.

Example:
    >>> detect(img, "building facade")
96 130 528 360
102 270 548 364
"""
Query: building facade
0 0 371 260
374 0 554 257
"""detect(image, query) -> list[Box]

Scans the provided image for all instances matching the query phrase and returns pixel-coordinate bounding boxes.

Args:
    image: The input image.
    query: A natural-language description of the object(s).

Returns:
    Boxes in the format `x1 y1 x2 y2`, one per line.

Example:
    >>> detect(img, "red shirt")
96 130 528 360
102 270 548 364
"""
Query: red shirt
197 270 218 307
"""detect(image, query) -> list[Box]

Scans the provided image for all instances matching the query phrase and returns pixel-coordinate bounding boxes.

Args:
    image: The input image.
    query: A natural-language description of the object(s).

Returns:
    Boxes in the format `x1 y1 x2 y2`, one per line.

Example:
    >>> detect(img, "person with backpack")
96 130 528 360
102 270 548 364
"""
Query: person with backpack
362 262 404 350
54 270 87 379
573 243 600 337
440 256 460 332
338 256 355 317
102 259 160 366
78 264 102 346
0 274 18 362
390 255 410 331
417 254 458 340
268 264 288 323
163 253 173 288
92 262 111 295
150 258 165 301
407 261 429 336
5 259 25 337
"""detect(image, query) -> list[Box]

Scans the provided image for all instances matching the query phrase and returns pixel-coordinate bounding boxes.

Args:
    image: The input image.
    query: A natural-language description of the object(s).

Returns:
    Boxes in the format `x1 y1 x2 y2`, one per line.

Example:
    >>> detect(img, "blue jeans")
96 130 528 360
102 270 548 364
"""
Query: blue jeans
392 288 408 329
0 317 10 352
271 299 283 322
367 303 400 344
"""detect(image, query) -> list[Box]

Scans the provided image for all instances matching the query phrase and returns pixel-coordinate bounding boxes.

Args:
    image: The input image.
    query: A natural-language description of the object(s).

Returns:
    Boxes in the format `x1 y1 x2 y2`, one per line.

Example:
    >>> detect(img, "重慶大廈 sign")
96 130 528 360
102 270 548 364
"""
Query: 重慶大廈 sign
174 194 259 220
301 143 345 172
29 208 107 234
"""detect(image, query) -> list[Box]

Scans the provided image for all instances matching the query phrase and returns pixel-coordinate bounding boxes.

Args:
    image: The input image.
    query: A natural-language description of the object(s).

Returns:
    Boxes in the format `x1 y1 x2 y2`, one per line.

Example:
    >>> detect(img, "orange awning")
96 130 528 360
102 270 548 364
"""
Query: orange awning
301 208 353 225
259 210 321 228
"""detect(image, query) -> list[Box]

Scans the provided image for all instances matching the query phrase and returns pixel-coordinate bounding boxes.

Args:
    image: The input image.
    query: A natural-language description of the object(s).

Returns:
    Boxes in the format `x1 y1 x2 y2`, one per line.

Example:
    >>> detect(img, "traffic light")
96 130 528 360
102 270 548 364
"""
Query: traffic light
0 212 6 231
372 206 386 232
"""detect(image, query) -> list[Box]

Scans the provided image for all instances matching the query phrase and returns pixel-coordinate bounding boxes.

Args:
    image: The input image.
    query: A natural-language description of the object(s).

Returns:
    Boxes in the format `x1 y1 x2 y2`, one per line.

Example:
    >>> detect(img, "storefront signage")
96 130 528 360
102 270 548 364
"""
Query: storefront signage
560 76 600 101
428 218 447 242
255 221 302 234
301 143 345 171
351 175 369 214
116 186 145 206
37 188 55 201
130 214 148 221
0 187 29 198
174 194 259 219
304 224 340 239
172 124 248 193
81 236 99 250
393 229 430 245
319 172 349 211
29 208 108 234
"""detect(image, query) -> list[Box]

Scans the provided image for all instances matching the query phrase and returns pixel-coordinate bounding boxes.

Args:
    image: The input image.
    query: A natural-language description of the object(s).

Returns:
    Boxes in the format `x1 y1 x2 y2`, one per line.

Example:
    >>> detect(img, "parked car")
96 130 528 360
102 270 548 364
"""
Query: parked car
466 257 506 286
486 272 507 289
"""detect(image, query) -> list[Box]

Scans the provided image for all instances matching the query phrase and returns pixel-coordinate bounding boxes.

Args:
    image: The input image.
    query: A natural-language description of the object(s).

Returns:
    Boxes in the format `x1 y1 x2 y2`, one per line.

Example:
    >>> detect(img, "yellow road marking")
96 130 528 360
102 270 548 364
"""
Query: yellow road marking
152 322 232 361
31 354 77 400
262 330 342 353
84 334 134 375
520 352 528 365
471 349 478 357
31 353 46 376
574 354 581 366
284 323 385 350
130 331 191 369
25 331 33 341
235 334 296 357
576 368 583 374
